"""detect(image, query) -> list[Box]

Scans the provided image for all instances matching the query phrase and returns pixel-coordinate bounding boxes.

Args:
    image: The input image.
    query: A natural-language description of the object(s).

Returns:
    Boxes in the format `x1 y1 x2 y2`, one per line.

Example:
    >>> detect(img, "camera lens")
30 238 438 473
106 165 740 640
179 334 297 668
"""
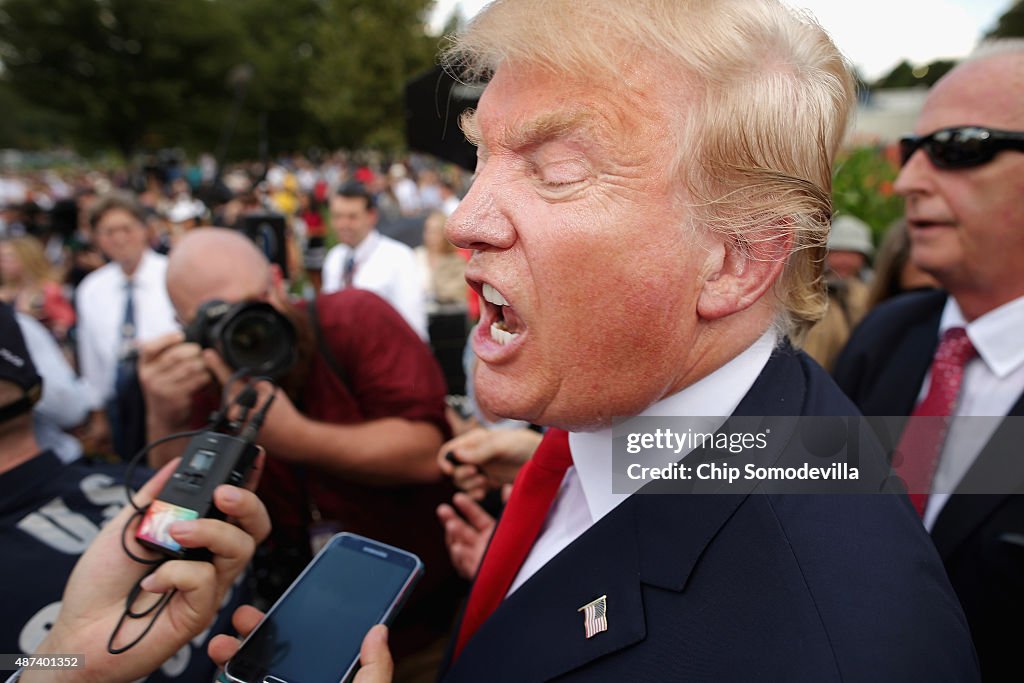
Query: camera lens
219 304 296 377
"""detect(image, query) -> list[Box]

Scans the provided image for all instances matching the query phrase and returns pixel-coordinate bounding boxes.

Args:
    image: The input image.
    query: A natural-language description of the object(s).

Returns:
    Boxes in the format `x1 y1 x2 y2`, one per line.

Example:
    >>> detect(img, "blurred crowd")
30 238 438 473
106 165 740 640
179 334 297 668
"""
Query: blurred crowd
0 149 506 683
0 151 481 450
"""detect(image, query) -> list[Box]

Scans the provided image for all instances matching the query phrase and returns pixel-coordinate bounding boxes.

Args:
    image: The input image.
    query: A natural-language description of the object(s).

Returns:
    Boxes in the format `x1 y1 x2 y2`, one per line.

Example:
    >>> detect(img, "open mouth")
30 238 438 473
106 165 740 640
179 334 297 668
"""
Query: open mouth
481 282 524 345
908 218 953 231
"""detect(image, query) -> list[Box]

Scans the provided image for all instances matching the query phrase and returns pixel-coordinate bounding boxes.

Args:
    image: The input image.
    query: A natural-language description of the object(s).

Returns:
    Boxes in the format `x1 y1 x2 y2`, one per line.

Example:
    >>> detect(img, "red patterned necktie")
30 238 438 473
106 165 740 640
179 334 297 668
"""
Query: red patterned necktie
453 428 573 660
893 327 977 516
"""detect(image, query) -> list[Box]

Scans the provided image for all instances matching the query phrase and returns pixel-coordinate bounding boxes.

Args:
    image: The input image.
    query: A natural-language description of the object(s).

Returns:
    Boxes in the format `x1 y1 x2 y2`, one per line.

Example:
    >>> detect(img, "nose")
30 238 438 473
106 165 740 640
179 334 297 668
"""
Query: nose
445 167 517 252
893 146 934 198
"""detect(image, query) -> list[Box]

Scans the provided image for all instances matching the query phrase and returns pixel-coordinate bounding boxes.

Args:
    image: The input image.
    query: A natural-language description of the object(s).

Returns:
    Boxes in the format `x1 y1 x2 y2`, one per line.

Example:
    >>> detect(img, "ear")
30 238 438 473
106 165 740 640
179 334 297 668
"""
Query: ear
269 263 285 287
267 264 289 304
697 229 792 321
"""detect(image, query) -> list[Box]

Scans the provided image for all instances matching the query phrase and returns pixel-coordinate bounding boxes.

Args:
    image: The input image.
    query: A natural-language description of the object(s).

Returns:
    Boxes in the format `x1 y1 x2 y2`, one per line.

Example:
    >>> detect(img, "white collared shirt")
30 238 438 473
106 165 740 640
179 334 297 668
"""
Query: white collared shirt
923 295 1024 530
321 230 428 340
18 313 91 462
508 330 778 595
75 250 178 409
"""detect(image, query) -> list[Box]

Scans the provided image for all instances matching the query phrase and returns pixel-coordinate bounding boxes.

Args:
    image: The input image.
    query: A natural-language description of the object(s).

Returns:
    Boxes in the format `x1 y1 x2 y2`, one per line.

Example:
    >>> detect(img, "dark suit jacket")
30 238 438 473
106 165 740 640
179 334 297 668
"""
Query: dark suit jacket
442 344 978 681
835 289 1024 681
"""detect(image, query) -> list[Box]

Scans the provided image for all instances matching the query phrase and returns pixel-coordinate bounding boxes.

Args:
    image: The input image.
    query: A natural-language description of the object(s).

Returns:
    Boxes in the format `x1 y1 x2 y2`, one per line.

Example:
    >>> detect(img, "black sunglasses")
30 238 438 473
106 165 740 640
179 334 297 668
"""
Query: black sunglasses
899 126 1024 170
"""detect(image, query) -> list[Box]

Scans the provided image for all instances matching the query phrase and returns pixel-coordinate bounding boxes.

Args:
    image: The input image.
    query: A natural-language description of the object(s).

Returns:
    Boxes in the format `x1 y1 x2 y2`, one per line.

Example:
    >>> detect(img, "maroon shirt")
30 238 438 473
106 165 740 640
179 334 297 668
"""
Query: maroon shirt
261 289 460 659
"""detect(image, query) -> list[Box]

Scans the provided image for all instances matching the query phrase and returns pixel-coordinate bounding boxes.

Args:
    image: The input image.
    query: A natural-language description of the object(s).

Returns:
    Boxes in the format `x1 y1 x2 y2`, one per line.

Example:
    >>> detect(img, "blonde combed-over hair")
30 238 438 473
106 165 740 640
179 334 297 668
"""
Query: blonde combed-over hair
444 0 855 341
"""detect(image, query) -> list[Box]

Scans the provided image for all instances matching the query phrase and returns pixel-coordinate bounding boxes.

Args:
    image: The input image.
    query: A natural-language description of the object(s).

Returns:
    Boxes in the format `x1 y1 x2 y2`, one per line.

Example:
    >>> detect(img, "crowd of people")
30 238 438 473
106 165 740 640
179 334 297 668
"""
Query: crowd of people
1 0 1023 681
1 152 482 682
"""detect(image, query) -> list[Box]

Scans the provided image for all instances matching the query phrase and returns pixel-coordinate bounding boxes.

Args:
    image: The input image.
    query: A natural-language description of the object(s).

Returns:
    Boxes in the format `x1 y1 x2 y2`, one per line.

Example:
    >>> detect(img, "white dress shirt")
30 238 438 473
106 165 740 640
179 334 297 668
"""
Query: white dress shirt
922 295 1024 530
18 313 91 463
75 250 178 410
508 330 777 595
321 230 428 340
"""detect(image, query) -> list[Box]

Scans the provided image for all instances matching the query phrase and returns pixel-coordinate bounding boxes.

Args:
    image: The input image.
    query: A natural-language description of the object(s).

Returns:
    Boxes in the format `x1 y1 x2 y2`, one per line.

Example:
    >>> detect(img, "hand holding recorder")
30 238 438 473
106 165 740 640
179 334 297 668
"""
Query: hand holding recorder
20 457 270 683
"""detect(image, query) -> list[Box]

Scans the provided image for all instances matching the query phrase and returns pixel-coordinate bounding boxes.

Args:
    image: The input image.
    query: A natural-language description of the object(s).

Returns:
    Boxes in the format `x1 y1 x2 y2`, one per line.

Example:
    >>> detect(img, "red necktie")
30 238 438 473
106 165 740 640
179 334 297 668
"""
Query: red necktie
453 428 573 660
893 327 977 516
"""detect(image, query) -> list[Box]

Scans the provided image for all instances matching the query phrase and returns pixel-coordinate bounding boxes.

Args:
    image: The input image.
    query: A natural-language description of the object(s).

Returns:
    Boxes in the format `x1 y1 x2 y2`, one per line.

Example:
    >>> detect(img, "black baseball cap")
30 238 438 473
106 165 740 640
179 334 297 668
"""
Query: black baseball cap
0 303 43 422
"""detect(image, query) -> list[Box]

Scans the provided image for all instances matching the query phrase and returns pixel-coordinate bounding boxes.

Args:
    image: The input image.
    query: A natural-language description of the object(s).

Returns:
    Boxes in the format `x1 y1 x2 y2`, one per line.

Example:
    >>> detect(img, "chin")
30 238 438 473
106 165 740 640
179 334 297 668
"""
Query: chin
476 386 533 424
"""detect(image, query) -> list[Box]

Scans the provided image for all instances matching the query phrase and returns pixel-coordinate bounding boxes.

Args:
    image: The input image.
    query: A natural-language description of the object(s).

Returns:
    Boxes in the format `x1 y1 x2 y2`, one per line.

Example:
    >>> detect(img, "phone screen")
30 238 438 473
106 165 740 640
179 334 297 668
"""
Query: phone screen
227 534 421 683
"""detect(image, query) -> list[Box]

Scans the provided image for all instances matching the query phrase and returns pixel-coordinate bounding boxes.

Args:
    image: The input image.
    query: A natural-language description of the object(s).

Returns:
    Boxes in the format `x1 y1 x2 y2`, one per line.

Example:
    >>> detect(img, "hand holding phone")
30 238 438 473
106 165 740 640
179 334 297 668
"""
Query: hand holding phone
224 533 422 683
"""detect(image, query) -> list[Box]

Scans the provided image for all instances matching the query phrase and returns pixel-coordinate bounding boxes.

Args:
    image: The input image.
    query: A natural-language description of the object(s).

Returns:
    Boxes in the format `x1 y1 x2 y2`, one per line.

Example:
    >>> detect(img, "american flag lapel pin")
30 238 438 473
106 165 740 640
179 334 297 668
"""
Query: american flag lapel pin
577 594 608 639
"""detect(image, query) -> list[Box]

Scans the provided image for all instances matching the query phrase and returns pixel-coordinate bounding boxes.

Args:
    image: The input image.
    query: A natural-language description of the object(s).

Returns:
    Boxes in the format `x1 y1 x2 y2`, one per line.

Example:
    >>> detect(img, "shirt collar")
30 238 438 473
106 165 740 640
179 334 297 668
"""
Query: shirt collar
940 295 1024 379
569 329 778 523
351 230 381 262
120 249 158 288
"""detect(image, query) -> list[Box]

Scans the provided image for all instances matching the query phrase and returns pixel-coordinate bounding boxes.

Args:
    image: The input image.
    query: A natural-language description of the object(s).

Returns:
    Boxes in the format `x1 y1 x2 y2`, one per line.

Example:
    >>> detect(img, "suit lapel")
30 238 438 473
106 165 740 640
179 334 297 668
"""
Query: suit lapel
445 499 647 681
446 348 812 681
871 314 940 415
931 391 1024 560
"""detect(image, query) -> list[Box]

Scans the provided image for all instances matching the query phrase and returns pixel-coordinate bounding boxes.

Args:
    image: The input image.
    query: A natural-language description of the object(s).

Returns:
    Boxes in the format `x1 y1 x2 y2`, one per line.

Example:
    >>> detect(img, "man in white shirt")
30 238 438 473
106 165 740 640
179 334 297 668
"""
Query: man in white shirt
321 182 428 340
835 41 1024 679
75 192 178 457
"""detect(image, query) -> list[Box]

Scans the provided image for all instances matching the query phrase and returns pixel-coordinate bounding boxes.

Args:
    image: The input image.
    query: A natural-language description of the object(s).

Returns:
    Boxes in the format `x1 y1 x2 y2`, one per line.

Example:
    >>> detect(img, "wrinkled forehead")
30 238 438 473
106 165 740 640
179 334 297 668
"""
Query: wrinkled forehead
470 62 670 156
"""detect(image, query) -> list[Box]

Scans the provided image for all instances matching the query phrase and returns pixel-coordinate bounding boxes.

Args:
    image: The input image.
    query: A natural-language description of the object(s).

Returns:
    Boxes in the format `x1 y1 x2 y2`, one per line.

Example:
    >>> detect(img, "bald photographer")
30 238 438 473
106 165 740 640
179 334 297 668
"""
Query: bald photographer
138 228 461 679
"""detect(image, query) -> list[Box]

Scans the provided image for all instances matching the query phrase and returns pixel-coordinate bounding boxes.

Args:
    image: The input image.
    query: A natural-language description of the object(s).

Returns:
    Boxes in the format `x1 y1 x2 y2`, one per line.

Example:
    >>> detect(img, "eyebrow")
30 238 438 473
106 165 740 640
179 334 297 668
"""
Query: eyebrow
460 109 483 147
461 108 597 152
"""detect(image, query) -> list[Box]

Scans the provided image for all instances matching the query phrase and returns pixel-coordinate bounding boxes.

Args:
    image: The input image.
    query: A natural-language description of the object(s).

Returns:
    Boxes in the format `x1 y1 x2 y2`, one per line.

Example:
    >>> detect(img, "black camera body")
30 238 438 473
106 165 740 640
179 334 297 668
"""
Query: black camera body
136 431 259 559
185 299 296 379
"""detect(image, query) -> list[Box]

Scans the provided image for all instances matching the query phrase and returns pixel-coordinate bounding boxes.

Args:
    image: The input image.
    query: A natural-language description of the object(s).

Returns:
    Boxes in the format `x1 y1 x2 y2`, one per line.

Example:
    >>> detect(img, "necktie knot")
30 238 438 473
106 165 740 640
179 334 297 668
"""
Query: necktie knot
935 327 976 368
530 428 573 474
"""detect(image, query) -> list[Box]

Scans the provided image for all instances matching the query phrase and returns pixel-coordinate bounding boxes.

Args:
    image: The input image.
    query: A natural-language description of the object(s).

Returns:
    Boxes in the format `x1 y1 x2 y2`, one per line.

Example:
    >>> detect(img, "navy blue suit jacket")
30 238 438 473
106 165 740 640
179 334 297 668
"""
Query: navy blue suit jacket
835 290 1024 681
443 344 978 681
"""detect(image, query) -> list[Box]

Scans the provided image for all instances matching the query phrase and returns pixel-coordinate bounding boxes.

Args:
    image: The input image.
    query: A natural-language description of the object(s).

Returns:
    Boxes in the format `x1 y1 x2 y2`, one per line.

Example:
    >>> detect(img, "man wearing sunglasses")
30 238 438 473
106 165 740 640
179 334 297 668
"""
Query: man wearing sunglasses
835 41 1024 680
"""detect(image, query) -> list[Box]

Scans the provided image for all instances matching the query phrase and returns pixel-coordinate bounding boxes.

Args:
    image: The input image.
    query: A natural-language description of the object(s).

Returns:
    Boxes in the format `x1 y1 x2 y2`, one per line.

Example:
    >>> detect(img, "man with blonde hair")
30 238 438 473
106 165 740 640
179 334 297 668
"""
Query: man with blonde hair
421 0 975 679
211 1 977 680
13 2 979 681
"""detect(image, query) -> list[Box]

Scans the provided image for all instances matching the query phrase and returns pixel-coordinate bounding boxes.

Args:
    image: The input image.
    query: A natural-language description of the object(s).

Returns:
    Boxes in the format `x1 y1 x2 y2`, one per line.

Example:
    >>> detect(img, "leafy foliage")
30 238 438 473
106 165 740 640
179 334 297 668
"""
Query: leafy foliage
832 146 905 243
986 0 1024 39
0 0 246 155
872 59 956 90
307 0 438 150
0 0 439 156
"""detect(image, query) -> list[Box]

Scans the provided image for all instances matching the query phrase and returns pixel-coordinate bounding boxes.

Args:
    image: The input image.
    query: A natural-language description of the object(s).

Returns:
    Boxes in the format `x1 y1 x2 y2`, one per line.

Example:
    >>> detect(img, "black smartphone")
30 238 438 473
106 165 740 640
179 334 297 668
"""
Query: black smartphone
224 532 423 683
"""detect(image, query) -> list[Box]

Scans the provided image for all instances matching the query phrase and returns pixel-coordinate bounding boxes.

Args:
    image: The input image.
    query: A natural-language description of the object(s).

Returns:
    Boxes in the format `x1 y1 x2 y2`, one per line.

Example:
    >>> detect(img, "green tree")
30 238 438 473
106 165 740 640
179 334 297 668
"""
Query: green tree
0 0 443 156
308 0 439 150
986 0 1024 38
219 0 328 158
0 79 74 149
873 59 955 89
0 0 245 156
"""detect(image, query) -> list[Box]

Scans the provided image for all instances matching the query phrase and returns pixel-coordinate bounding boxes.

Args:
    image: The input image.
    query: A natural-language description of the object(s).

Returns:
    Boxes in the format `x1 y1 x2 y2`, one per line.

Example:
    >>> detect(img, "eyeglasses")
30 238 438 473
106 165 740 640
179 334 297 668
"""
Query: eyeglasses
899 126 1024 170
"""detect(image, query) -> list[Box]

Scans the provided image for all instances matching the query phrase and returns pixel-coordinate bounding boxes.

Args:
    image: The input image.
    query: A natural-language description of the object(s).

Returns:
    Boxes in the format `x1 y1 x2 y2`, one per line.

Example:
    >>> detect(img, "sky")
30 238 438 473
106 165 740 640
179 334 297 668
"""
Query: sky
428 0 1014 81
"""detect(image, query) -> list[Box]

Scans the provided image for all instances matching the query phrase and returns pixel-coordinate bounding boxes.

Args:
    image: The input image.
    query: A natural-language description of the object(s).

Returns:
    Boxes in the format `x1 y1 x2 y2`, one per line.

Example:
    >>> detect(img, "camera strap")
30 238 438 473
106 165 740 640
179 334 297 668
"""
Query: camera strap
307 296 353 395
302 296 359 554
